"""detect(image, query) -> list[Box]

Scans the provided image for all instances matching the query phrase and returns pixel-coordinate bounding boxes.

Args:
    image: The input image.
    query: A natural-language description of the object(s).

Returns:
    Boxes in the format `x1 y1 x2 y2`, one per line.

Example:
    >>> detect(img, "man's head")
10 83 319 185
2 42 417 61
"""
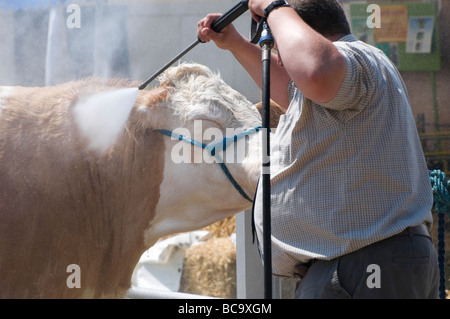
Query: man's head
287 0 351 38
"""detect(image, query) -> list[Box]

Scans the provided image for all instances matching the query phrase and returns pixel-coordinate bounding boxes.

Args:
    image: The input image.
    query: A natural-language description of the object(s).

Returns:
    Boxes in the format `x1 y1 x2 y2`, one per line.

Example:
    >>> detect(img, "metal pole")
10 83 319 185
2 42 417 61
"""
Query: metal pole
259 21 273 300
138 40 200 90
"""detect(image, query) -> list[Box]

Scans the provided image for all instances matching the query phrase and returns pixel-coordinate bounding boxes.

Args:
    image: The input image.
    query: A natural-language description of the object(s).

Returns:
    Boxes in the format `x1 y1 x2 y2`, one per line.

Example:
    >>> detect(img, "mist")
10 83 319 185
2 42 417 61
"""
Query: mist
0 0 260 102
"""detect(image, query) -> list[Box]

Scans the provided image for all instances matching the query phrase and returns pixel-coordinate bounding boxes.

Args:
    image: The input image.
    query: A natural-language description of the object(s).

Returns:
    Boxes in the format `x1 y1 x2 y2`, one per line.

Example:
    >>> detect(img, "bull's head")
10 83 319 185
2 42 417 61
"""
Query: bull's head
132 63 283 246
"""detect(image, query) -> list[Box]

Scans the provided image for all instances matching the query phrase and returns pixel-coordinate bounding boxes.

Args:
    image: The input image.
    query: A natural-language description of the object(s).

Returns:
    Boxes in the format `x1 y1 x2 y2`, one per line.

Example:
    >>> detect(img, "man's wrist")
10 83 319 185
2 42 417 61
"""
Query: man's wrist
227 33 252 54
264 0 290 20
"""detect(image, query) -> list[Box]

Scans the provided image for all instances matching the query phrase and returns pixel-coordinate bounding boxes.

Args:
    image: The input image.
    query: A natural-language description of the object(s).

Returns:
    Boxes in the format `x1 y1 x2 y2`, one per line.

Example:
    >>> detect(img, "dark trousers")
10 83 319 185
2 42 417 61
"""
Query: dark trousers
295 230 439 299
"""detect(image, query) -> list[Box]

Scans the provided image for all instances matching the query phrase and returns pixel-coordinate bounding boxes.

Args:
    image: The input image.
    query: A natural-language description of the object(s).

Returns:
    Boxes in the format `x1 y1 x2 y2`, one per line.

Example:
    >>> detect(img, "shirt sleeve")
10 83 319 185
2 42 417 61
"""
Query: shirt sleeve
318 43 377 112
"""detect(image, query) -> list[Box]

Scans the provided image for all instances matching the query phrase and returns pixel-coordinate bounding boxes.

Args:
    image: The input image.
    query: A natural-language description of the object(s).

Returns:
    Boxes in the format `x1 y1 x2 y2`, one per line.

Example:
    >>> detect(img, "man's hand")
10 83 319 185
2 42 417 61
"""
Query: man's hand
197 13 244 51
248 0 273 22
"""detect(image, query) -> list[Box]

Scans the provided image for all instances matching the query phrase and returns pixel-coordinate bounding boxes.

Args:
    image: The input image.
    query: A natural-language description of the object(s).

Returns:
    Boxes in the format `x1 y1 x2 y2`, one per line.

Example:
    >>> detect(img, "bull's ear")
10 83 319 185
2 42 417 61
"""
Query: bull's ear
143 85 169 108
129 85 172 131
254 100 286 128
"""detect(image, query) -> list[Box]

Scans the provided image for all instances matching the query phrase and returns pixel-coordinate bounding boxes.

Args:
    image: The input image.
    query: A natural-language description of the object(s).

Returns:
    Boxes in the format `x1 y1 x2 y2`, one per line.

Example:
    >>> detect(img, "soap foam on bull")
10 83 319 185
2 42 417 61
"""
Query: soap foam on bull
72 87 139 152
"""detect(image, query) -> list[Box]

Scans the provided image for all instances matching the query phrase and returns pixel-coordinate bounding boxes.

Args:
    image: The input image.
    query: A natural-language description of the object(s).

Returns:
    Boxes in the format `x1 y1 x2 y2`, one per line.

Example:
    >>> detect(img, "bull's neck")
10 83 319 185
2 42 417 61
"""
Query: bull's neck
74 129 166 298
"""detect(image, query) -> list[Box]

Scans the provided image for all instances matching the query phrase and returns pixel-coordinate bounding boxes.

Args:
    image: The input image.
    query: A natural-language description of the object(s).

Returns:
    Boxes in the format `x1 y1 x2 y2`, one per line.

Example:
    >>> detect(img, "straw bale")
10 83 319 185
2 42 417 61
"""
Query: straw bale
202 215 236 238
178 237 236 298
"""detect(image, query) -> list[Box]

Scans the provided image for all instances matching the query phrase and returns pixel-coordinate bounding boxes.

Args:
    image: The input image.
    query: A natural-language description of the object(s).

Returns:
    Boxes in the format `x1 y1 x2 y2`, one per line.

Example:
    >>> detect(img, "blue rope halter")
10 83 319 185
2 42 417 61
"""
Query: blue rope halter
156 126 262 202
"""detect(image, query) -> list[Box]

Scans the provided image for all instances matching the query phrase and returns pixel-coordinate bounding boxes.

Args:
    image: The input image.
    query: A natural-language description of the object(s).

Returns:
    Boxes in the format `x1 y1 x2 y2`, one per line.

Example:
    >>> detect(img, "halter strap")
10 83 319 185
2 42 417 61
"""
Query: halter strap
157 126 261 202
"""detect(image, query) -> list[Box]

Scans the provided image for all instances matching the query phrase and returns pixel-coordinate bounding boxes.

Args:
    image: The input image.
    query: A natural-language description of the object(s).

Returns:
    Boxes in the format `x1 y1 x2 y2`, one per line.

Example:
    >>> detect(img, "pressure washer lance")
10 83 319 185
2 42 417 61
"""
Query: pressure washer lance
138 0 251 90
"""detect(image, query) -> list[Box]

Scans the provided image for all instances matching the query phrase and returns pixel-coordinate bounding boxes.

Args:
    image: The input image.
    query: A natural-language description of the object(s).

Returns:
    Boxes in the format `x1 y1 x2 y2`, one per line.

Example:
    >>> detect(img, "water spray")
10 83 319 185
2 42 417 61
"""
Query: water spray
74 1 261 155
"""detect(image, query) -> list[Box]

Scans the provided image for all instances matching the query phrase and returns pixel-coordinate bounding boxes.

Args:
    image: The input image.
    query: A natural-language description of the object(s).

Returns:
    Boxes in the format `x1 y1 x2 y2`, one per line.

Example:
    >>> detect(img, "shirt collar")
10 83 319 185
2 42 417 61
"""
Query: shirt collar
335 34 358 42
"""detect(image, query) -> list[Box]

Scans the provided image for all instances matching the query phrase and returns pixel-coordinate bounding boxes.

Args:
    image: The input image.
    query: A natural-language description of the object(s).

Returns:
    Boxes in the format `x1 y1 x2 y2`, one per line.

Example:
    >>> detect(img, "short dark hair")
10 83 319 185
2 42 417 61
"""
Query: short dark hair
287 0 351 37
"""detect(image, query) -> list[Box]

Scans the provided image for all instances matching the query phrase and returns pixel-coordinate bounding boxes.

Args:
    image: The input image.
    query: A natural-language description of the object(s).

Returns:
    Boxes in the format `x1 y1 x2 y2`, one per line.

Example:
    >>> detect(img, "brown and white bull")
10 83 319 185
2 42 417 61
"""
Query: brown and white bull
0 63 283 298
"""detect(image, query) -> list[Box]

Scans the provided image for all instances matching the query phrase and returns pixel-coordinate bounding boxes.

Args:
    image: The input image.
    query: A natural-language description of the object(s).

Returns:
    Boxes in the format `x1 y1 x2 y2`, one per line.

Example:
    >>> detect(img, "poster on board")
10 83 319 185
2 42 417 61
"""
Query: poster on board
373 5 408 43
349 2 441 72
406 16 435 54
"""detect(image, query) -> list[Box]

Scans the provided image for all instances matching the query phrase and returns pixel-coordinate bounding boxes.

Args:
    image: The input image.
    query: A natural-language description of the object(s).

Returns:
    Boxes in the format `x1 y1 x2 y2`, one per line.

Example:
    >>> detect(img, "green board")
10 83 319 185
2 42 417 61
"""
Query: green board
349 1 441 72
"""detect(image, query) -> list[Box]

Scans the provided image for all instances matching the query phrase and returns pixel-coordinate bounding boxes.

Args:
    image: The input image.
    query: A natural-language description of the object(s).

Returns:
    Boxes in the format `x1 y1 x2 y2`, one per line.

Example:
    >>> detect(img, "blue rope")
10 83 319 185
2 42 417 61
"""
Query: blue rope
157 126 262 202
430 169 450 299
430 170 450 215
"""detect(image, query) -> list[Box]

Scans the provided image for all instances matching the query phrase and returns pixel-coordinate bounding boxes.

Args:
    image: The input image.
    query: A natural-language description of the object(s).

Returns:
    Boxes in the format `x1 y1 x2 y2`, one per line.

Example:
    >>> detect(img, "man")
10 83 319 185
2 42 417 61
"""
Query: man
198 0 438 298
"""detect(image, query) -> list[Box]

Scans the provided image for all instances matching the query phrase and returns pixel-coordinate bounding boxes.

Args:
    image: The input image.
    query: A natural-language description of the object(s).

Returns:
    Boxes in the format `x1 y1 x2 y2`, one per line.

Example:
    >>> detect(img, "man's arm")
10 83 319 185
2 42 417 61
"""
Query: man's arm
249 1 347 103
197 0 347 107
198 13 292 109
